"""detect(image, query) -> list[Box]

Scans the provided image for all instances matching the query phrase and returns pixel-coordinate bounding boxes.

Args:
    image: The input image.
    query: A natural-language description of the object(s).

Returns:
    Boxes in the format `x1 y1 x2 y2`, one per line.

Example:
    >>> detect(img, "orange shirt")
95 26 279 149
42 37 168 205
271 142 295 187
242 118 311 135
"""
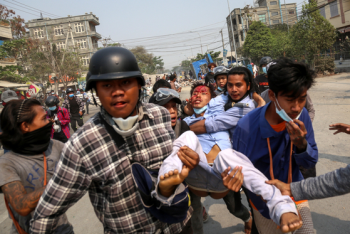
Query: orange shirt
271 121 286 132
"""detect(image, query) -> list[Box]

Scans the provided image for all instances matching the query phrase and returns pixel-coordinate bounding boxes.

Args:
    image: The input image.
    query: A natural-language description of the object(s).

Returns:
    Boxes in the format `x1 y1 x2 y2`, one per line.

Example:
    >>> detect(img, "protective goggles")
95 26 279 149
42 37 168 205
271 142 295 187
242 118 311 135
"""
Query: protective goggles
213 66 229 74
155 88 180 101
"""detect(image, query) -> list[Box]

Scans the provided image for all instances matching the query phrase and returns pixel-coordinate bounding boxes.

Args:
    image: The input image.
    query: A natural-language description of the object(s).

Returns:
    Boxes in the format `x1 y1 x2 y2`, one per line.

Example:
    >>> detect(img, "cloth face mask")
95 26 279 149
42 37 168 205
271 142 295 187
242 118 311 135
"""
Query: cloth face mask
275 95 303 122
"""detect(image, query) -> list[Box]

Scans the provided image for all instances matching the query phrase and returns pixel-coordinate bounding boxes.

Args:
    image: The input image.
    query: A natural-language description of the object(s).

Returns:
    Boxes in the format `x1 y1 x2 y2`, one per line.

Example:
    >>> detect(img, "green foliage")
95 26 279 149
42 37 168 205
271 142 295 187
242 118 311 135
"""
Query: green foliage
243 21 273 63
290 0 337 63
181 60 191 68
0 65 29 83
314 55 335 74
270 27 292 58
130 46 164 74
190 51 221 62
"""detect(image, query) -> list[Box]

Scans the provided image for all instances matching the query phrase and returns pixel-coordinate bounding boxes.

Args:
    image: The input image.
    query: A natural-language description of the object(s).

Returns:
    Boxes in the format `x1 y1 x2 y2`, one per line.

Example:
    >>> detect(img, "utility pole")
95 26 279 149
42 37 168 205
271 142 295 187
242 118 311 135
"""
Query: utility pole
284 0 290 33
220 30 225 50
227 0 238 66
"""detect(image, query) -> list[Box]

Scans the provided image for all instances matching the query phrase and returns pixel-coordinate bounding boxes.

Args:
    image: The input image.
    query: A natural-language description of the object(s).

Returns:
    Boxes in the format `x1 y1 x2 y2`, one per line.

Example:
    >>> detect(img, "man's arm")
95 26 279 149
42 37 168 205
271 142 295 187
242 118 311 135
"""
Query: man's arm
267 164 350 201
291 164 350 201
30 141 90 234
2 181 45 216
77 97 85 113
61 99 68 109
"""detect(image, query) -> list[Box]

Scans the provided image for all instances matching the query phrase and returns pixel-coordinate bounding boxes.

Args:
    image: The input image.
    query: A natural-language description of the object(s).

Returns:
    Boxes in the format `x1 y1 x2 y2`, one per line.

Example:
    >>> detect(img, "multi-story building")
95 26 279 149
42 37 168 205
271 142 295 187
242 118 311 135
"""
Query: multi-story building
318 0 350 34
227 0 297 53
26 13 101 67
0 21 16 68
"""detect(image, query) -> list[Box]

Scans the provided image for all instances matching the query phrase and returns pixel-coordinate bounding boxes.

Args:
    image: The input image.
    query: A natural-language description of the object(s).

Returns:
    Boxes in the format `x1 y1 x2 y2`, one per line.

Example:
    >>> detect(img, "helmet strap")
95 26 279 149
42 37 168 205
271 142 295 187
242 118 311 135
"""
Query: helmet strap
92 90 101 108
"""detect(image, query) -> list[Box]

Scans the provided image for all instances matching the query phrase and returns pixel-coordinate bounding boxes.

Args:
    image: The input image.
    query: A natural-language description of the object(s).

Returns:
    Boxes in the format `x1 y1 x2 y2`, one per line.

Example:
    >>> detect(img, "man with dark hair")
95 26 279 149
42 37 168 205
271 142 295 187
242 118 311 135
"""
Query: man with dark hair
231 59 318 233
156 81 302 234
189 67 259 136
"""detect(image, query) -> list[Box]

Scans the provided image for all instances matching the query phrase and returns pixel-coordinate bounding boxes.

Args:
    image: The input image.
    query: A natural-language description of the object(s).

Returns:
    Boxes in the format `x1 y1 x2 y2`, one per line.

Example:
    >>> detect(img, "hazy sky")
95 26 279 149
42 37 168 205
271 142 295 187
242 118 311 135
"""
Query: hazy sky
2 0 307 69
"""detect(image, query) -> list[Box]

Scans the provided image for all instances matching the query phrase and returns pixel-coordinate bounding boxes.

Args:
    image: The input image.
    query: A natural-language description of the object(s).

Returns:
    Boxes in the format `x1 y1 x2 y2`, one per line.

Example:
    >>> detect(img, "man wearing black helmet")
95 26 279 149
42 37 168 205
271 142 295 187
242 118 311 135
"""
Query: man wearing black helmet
62 87 84 132
255 56 272 94
31 47 196 234
45 96 70 143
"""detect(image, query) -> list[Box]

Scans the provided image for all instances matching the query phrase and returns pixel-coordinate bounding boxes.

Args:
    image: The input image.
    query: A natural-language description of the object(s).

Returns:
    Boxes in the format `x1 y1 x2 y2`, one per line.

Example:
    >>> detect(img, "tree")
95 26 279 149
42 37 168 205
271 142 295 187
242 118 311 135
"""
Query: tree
181 60 191 68
130 46 155 74
153 56 164 73
270 25 293 58
243 21 273 63
0 5 26 39
290 0 336 63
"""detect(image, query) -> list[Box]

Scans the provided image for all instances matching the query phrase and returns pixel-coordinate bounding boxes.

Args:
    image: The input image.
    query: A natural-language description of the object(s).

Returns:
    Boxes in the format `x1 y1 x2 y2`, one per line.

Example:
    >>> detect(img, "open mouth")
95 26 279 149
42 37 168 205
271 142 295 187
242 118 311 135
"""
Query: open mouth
113 101 127 108
171 116 177 123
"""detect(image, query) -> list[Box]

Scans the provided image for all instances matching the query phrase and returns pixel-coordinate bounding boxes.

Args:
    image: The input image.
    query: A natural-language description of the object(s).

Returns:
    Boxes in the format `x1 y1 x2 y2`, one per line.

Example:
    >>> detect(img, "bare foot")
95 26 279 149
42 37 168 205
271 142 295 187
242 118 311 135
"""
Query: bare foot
159 165 190 197
280 212 303 233
244 213 252 234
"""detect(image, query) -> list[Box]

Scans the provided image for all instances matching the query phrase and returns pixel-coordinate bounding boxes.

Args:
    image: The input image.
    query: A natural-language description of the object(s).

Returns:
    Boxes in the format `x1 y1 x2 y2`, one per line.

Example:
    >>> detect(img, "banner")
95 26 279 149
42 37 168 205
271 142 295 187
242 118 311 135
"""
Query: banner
26 82 41 98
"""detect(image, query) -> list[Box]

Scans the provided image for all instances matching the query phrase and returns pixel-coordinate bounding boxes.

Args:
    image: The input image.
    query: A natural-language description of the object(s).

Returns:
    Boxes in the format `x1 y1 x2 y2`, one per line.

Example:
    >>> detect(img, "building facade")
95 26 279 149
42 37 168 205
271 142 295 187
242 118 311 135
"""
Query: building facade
227 0 297 52
318 0 350 33
26 13 101 66
0 21 16 68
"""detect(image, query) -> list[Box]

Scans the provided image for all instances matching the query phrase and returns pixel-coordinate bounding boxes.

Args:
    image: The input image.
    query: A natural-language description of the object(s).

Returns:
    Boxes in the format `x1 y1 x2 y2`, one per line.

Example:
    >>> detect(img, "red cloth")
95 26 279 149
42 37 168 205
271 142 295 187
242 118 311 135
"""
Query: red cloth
46 106 71 139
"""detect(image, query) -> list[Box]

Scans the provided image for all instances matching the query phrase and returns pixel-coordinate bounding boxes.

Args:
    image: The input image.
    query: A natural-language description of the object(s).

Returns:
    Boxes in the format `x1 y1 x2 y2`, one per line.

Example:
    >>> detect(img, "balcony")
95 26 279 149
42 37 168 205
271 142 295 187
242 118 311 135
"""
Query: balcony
0 21 12 40
90 31 101 39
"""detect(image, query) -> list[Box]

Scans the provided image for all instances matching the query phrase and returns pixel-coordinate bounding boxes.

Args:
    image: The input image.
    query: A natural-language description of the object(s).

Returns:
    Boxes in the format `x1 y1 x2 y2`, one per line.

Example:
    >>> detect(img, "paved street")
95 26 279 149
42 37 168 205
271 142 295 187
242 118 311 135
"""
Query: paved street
1 74 350 233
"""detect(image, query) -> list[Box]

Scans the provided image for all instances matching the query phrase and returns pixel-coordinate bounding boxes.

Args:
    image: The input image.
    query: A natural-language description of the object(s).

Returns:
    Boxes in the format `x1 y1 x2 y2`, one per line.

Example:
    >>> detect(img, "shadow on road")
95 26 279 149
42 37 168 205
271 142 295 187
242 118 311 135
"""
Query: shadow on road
311 212 350 234
319 153 350 164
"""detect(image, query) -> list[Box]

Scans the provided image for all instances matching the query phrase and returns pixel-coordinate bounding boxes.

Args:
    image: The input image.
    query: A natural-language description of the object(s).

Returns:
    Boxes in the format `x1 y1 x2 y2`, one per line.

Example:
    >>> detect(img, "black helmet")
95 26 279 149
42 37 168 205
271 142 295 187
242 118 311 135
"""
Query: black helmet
45 96 59 107
86 47 145 91
259 56 273 66
66 87 74 94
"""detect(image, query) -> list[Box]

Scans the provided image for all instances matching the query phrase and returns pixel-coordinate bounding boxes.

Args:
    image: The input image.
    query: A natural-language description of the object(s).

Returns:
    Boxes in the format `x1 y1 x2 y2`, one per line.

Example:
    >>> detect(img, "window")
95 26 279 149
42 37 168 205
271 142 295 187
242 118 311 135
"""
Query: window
75 23 85 33
76 39 87 49
259 0 267 7
271 12 279 16
273 19 279 24
330 0 339 17
54 25 64 36
270 1 277 5
289 10 295 15
56 41 65 51
319 6 326 18
34 28 44 38
81 56 90 66
258 14 266 23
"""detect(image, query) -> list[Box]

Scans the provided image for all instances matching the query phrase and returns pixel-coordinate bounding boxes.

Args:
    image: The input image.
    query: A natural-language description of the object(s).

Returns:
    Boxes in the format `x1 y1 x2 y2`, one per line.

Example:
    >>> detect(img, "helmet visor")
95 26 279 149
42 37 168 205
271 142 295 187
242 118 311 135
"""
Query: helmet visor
213 66 229 74
155 88 180 102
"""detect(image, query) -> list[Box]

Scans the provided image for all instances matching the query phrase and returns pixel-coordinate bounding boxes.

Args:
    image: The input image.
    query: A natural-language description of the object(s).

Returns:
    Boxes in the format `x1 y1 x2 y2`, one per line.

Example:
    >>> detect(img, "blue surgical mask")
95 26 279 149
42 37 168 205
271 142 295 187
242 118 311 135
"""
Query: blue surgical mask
193 105 208 115
218 87 223 91
274 95 302 122
69 94 74 98
48 106 57 111
263 67 267 74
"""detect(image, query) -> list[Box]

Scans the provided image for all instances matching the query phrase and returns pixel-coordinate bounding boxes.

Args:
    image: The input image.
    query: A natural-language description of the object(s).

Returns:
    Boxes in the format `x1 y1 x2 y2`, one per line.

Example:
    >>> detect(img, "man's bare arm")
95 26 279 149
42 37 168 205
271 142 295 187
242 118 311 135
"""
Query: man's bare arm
189 119 207 134
2 181 45 216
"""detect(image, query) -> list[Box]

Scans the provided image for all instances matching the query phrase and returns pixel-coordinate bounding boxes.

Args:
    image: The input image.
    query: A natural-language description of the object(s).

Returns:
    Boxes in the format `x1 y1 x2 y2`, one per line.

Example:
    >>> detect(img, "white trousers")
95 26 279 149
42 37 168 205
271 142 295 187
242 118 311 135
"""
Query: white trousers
157 131 298 225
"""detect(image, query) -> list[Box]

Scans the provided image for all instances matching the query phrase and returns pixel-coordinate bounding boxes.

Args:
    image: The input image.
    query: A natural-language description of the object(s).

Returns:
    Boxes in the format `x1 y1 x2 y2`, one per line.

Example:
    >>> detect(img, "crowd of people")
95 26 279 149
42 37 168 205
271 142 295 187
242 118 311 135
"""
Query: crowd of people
0 47 349 234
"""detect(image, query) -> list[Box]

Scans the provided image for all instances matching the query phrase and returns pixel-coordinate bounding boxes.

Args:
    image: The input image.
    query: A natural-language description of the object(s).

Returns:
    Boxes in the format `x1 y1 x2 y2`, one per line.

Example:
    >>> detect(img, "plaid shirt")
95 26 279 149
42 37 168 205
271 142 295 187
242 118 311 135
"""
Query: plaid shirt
46 106 71 139
31 103 191 234
62 96 85 116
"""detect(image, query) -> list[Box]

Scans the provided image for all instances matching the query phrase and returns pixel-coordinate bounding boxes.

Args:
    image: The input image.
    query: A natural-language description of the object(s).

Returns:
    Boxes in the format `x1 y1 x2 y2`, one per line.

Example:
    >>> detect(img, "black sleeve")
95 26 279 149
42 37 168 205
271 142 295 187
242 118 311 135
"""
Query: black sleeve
180 120 190 135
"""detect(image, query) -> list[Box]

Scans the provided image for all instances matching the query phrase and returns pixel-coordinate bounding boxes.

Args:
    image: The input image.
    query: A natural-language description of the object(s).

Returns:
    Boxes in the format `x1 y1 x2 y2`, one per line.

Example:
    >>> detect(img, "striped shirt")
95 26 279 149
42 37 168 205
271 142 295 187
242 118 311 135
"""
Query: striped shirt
31 103 191 234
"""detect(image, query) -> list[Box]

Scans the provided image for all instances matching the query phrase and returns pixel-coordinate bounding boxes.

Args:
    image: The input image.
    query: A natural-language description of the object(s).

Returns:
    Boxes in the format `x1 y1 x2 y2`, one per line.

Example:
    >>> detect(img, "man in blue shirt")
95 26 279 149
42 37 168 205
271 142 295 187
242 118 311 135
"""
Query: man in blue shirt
188 67 264 137
232 59 318 234
156 81 302 234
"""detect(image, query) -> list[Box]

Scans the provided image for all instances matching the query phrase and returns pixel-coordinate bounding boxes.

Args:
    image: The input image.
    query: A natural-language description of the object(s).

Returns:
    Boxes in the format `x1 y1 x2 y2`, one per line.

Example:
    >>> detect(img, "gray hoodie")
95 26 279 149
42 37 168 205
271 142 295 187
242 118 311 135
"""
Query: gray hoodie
291 164 350 201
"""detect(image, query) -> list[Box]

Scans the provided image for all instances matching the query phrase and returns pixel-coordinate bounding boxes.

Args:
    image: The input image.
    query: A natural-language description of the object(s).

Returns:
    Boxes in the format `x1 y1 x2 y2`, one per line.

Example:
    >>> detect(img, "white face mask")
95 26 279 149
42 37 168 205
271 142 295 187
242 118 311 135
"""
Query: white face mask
274 94 302 122
112 115 139 137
